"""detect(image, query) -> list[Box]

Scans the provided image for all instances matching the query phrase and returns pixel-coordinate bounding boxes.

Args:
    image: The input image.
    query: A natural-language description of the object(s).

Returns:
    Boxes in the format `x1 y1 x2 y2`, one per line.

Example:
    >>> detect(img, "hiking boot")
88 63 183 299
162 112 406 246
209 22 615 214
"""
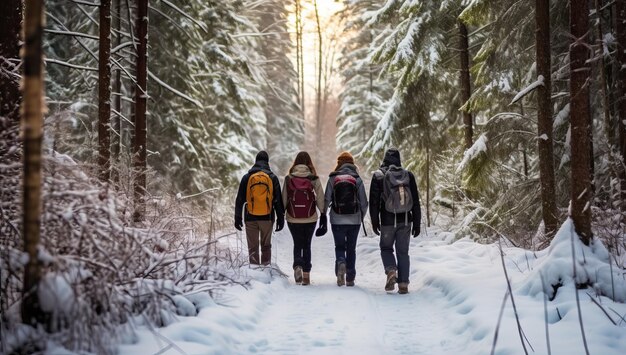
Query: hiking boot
302 272 310 286
346 280 355 287
385 270 397 292
337 262 346 286
294 266 303 284
398 283 409 294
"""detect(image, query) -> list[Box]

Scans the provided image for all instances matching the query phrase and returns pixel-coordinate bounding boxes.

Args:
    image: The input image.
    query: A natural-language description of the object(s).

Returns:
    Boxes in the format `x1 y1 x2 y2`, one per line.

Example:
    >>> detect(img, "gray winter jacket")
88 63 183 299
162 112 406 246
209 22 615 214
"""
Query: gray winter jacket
323 163 368 225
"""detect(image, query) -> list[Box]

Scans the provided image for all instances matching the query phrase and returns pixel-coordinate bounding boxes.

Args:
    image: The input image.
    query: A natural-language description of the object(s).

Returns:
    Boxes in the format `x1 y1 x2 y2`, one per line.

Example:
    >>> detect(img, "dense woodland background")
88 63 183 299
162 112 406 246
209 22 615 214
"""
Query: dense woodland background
0 0 625 353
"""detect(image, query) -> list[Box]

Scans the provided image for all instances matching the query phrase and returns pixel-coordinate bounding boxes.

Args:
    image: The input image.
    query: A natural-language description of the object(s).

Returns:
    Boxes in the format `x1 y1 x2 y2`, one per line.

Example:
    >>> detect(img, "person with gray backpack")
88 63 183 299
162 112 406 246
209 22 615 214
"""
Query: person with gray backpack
369 148 421 294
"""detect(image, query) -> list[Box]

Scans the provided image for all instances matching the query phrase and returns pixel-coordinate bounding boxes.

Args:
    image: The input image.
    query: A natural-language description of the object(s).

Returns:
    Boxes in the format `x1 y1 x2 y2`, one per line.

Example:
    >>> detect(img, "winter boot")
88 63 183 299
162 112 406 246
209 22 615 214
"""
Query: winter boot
337 262 347 286
346 280 355 287
385 270 397 292
398 282 409 294
302 272 310 286
294 266 303 285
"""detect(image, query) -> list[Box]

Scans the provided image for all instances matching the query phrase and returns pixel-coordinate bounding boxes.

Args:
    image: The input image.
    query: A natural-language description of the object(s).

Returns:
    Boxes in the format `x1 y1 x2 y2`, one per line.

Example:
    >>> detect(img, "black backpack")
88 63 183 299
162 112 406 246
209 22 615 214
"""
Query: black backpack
332 174 359 214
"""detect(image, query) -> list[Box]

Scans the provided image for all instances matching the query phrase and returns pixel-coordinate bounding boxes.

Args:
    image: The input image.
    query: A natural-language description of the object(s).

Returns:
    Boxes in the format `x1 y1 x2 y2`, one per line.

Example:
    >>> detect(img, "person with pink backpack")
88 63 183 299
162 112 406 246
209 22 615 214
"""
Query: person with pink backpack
282 151 327 285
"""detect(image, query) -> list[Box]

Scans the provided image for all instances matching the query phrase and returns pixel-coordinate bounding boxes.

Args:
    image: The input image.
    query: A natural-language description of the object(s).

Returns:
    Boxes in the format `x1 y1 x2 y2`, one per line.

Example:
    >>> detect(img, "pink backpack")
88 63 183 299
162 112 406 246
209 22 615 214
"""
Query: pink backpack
287 177 316 218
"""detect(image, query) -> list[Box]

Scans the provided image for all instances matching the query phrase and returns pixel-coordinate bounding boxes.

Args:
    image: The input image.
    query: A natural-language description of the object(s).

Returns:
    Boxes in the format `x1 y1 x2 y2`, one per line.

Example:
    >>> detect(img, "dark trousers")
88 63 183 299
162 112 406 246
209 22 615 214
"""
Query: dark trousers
245 220 273 265
287 222 316 272
331 224 360 282
380 224 411 283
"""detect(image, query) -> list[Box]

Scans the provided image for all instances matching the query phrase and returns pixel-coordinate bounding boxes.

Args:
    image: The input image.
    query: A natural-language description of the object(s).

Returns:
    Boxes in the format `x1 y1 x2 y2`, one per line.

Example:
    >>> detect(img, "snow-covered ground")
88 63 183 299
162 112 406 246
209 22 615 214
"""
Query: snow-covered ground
118 222 626 355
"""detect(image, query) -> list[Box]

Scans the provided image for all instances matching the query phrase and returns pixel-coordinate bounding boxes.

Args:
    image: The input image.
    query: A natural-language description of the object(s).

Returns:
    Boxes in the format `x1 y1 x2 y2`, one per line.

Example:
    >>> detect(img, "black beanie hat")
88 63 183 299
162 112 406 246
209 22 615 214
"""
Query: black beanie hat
255 150 269 163
382 147 401 167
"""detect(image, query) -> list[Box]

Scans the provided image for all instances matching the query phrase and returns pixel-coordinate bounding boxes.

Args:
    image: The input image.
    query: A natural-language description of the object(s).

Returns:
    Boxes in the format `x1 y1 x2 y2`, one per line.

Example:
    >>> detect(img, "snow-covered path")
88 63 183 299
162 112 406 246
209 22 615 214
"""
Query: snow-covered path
119 223 626 355
243 228 469 355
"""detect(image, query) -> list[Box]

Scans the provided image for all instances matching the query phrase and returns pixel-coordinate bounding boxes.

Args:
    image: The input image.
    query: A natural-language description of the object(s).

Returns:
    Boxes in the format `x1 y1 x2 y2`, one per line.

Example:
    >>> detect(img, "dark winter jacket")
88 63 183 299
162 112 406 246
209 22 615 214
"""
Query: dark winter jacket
369 148 421 227
324 163 368 225
235 158 285 223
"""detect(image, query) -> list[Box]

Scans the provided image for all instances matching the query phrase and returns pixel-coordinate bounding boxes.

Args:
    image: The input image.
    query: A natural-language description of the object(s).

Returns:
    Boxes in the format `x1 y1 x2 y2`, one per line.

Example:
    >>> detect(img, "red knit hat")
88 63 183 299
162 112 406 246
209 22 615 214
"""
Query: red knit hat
335 151 354 170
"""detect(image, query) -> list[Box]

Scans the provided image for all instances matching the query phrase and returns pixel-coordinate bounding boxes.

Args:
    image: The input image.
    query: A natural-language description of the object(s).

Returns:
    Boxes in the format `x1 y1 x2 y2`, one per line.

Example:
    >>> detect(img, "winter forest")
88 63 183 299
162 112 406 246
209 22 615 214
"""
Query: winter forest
1 0 626 353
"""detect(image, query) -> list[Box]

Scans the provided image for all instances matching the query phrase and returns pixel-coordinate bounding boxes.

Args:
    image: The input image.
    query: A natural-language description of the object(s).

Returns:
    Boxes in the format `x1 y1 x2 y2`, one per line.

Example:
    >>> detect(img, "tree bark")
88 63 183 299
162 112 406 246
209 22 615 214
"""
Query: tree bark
535 0 558 239
133 0 148 222
98 0 112 182
21 0 45 325
314 0 323 151
616 0 626 211
111 0 122 182
458 20 473 150
569 0 593 244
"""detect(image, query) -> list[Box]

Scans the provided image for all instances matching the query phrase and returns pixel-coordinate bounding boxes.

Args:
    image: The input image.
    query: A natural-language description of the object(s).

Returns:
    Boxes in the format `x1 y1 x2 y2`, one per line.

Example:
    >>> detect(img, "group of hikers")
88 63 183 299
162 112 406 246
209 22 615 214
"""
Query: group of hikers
234 148 421 294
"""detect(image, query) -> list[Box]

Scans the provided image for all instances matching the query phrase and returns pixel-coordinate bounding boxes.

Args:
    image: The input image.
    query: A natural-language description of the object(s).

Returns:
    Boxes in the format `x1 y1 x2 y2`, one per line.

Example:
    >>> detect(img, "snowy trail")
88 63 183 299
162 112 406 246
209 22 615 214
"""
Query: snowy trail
239 228 470 355
119 223 626 355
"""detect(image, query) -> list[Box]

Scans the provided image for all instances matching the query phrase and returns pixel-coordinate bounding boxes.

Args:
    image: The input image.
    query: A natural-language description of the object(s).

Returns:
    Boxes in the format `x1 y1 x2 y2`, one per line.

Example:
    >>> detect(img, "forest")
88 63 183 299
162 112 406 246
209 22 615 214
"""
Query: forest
1 0 626 354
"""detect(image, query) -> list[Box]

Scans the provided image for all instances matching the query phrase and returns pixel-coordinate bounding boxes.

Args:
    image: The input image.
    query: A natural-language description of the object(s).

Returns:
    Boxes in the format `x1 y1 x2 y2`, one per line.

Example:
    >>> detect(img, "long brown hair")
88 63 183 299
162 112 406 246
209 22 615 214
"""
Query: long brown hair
290 151 317 176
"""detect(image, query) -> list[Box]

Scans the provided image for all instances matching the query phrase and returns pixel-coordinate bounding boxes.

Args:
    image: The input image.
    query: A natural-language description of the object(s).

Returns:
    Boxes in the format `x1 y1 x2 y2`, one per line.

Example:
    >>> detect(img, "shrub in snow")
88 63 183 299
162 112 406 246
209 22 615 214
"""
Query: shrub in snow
0 152 248 354
519 218 626 302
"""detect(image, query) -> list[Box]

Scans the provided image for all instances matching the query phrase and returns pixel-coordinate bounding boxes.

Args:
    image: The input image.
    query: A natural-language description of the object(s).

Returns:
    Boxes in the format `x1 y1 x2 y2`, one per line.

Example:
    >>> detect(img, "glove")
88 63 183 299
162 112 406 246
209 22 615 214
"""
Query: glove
412 224 420 238
275 214 285 232
372 220 380 236
234 217 243 231
315 213 327 237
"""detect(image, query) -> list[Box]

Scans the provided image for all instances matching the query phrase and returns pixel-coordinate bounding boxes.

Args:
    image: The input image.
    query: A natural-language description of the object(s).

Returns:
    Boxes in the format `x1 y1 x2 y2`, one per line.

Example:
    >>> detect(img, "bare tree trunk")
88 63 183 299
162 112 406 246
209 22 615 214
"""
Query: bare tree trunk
21 0 45 325
595 0 614 149
314 0 323 151
133 0 148 222
426 143 431 227
458 19 473 150
535 0 558 239
569 0 593 244
616 0 626 211
294 0 302 104
98 0 112 182
111 0 122 182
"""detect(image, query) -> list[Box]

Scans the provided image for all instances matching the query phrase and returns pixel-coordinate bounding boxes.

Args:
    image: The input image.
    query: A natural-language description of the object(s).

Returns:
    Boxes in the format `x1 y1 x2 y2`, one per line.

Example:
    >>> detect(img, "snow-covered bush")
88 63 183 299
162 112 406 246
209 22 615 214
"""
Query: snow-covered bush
0 150 246 354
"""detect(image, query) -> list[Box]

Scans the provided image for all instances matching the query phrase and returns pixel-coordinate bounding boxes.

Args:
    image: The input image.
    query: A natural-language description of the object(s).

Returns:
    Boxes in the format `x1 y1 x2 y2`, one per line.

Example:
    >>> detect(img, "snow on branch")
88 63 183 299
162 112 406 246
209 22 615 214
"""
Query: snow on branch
148 71 203 108
456 134 488 173
509 75 544 105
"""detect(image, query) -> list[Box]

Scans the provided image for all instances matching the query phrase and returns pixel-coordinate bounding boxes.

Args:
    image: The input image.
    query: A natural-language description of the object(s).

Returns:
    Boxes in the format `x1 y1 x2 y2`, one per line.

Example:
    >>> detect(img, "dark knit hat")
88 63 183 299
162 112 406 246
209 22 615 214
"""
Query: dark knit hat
335 151 354 170
255 150 269 163
382 147 401 167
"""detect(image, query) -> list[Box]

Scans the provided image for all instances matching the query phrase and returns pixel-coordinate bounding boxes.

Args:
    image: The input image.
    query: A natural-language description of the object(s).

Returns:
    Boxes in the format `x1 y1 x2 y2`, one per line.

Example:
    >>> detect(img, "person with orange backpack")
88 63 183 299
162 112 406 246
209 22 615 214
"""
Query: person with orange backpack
282 152 326 285
234 151 285 266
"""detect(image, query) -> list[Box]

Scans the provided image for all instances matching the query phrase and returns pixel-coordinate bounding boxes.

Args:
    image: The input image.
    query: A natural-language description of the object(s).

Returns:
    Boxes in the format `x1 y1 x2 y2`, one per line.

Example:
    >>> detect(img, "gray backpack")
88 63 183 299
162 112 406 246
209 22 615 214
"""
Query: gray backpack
382 165 413 214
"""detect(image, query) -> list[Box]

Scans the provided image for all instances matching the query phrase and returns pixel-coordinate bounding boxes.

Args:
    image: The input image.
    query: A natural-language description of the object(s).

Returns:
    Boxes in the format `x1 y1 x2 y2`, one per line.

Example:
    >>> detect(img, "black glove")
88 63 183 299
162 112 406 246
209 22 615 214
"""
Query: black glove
412 224 420 238
275 214 285 232
234 216 243 231
372 220 380 236
315 213 327 237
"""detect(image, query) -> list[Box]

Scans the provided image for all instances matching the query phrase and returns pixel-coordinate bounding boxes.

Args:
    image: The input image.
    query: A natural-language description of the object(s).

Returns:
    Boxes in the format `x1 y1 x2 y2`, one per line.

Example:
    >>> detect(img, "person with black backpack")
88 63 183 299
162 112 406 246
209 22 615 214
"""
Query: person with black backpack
369 148 421 294
281 152 326 285
323 151 368 287
234 151 285 266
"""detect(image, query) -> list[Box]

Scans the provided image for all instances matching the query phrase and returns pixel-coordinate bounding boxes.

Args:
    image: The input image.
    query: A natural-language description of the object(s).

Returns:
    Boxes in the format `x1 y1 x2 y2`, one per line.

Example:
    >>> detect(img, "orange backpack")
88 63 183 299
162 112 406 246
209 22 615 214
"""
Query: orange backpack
246 171 273 216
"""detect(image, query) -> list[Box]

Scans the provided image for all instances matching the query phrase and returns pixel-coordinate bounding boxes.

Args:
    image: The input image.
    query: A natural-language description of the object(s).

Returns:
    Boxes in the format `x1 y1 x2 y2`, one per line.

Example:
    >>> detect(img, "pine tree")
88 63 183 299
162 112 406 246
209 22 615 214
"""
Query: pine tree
98 0 112 182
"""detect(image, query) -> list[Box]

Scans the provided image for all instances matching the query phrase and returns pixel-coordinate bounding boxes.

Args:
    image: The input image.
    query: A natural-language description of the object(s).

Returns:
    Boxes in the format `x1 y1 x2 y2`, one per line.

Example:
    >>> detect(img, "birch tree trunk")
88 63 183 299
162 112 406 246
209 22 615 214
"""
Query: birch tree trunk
314 0 323 151
569 0 593 244
535 0 558 239
133 0 148 222
21 0 45 325
458 20 473 150
98 0 112 182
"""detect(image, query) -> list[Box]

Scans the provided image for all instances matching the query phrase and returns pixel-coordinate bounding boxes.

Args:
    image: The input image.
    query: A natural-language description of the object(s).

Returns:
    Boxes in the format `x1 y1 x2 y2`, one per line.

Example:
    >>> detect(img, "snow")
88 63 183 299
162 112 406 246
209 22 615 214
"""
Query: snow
118 222 626 354
457 134 488 173
510 75 544 105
